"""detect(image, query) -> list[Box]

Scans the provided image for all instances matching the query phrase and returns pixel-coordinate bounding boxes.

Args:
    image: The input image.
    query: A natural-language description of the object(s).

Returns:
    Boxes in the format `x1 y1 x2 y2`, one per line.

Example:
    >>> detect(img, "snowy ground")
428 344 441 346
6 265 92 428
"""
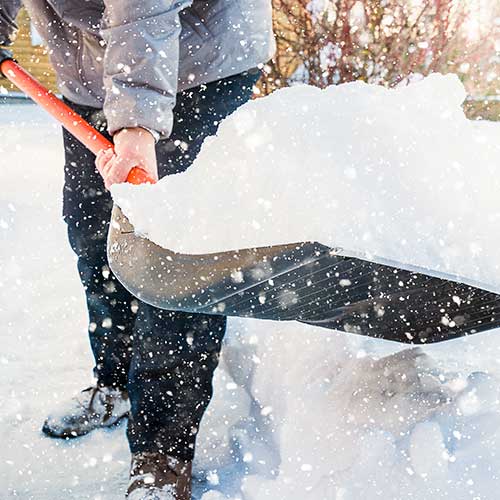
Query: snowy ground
3 103 500 499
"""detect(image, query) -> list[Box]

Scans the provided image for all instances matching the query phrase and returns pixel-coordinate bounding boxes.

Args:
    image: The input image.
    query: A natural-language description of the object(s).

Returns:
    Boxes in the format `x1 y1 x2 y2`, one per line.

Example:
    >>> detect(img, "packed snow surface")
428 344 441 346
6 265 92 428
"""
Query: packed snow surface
113 73 500 292
3 98 500 499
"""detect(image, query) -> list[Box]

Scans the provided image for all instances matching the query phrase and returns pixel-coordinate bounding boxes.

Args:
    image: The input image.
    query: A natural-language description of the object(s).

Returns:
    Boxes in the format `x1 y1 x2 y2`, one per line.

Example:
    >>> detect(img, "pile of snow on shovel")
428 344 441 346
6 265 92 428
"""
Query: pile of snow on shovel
113 73 500 293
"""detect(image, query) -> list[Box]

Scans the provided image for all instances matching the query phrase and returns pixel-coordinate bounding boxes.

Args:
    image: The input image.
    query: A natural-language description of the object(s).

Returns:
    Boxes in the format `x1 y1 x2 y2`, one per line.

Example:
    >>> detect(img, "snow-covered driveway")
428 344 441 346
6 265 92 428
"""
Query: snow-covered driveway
3 103 500 500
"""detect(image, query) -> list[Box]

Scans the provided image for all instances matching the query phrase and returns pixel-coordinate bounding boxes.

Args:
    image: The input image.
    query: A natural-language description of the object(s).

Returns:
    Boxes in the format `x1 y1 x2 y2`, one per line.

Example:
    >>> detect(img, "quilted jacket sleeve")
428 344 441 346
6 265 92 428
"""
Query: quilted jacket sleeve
101 0 192 139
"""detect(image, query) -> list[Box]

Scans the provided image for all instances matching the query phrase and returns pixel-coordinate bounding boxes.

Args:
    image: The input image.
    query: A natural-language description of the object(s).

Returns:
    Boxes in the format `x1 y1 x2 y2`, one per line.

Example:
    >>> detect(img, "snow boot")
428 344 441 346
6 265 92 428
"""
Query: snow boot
126 452 192 500
41 385 130 438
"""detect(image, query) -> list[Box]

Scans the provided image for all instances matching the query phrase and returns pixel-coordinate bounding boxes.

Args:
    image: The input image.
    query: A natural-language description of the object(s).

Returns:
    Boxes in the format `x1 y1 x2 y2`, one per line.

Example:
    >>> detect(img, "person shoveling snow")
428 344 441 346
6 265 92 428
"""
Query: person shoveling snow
2 1 500 500
0 0 274 498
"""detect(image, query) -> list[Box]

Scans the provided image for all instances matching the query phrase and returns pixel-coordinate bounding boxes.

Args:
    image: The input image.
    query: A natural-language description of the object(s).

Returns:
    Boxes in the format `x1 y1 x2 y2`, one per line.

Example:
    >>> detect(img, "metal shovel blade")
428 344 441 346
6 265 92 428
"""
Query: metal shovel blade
108 205 500 344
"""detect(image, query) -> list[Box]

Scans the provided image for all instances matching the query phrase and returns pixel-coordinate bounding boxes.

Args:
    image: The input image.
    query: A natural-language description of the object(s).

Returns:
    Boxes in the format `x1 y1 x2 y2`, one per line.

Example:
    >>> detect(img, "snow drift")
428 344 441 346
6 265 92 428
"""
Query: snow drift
112 73 500 293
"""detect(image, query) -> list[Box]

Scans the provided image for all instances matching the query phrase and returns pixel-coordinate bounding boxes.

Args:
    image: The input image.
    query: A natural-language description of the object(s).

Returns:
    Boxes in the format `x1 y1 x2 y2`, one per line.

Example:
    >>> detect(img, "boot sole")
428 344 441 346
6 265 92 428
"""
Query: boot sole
41 413 129 439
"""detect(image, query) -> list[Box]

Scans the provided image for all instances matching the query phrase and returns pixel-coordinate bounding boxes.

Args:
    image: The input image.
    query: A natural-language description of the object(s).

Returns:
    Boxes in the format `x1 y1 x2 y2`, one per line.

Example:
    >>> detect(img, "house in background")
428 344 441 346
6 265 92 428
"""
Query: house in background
0 8 57 93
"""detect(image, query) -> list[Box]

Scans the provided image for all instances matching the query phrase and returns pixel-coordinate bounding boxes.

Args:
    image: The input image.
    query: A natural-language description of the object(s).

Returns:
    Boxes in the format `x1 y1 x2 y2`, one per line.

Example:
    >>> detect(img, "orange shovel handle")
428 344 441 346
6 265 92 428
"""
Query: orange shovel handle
0 58 155 186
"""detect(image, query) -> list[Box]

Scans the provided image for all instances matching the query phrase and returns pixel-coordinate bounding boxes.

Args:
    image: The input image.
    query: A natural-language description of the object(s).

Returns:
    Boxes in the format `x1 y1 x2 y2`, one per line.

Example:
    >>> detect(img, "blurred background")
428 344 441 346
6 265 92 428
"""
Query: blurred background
1 1 499 119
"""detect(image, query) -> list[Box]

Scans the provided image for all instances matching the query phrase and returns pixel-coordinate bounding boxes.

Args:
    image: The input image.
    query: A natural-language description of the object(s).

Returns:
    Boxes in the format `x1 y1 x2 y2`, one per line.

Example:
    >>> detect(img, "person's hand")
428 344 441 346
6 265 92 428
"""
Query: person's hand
96 127 159 189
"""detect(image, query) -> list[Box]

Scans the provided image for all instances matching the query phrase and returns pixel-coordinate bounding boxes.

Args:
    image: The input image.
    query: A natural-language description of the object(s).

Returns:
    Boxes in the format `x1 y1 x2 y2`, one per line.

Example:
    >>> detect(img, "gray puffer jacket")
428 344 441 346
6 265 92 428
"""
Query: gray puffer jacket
0 0 275 137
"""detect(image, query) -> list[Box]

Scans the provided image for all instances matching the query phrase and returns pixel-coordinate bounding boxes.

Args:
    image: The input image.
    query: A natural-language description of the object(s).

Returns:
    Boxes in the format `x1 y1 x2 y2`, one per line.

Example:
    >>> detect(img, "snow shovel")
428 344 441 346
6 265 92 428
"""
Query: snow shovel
3 51 500 345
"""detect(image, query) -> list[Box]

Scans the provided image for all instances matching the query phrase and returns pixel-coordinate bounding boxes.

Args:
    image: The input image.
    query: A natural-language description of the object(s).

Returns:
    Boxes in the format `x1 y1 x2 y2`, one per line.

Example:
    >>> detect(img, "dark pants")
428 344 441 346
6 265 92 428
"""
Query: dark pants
62 71 259 460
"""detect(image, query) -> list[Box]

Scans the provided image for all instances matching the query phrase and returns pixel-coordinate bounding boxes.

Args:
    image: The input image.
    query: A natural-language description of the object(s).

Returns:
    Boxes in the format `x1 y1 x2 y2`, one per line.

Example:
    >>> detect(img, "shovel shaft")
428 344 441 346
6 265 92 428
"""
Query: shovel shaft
0 58 155 185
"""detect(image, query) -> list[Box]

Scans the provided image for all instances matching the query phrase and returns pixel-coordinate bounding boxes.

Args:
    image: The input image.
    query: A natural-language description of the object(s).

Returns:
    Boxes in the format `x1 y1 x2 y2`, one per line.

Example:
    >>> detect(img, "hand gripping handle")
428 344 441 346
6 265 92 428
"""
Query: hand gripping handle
0 57 156 186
